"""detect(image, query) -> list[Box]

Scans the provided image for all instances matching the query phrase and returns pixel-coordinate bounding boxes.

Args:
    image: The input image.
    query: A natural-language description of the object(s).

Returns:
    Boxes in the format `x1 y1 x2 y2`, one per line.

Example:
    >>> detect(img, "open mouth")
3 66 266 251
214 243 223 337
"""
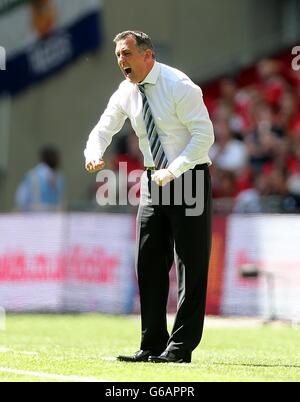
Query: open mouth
124 67 132 76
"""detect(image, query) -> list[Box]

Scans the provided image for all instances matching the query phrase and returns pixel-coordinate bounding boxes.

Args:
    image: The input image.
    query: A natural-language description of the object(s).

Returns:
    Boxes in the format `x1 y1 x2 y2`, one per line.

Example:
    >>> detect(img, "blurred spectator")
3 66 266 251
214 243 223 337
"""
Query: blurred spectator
245 102 282 172
277 90 300 135
15 145 65 212
205 50 300 213
233 173 267 213
217 77 245 136
212 169 238 199
283 136 300 212
287 136 300 192
209 119 248 173
256 59 286 109
112 131 144 173
265 168 288 196
111 131 144 199
233 169 288 213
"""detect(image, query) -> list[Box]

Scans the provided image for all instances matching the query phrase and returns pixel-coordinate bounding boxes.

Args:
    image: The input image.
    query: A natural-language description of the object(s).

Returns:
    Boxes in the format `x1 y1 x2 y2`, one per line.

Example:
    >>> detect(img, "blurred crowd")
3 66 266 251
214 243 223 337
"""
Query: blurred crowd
205 54 300 213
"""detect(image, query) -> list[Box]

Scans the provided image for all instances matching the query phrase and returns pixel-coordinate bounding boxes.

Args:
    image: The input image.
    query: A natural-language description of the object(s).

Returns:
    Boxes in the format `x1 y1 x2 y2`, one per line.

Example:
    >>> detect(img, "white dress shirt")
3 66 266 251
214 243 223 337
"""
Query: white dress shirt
84 61 214 177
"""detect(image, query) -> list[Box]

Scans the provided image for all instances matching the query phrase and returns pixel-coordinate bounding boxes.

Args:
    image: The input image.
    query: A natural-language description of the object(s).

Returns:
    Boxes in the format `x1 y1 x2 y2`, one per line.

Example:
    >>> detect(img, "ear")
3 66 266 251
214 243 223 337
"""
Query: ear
144 48 153 61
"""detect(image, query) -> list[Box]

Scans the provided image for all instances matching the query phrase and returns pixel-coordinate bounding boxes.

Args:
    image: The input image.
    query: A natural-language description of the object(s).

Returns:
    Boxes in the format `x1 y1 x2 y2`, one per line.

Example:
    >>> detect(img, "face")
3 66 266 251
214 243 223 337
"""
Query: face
115 35 154 84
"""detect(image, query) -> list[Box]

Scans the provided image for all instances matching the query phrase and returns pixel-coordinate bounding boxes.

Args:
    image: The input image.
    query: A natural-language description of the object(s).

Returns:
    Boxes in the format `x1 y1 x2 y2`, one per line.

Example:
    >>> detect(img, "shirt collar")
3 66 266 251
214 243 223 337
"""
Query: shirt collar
139 61 160 86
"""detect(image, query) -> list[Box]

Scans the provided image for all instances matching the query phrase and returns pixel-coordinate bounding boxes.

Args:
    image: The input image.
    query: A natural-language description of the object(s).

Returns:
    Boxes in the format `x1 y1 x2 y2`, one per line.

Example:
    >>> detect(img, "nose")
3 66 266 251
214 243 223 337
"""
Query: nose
118 54 126 64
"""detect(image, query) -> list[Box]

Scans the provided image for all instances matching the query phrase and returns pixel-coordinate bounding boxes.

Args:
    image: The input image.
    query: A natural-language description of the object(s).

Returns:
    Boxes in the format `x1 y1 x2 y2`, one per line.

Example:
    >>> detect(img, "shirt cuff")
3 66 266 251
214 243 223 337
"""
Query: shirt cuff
167 156 191 178
168 156 211 178
84 148 103 162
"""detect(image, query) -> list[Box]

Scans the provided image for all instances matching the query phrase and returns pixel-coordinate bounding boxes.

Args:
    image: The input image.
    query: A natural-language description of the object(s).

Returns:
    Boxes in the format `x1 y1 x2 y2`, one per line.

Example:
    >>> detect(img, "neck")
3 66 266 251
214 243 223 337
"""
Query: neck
139 59 155 83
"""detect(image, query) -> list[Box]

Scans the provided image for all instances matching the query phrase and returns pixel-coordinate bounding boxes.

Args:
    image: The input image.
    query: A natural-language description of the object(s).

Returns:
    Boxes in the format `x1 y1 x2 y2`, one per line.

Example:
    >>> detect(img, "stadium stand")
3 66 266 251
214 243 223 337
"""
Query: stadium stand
201 48 300 213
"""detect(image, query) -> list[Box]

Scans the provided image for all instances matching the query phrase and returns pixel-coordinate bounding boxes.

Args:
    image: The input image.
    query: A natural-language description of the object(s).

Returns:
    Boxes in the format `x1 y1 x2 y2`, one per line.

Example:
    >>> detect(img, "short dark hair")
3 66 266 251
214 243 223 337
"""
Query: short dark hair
113 30 155 59
40 145 60 170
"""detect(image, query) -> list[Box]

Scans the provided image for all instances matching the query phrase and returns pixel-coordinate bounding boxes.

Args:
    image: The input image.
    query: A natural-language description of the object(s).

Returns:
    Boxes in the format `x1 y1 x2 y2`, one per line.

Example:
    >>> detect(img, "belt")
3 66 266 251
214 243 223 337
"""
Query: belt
193 163 208 170
144 163 208 171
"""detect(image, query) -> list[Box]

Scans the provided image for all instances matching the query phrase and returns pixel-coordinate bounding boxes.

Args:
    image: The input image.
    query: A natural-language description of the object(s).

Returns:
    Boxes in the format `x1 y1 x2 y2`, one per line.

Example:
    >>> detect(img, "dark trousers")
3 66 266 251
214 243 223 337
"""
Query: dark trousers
136 164 212 355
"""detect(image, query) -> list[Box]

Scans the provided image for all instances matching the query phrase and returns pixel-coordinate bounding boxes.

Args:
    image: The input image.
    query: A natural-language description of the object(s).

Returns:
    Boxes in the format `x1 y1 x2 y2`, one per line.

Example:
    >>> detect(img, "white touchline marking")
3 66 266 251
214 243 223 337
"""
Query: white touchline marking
101 356 117 361
171 363 197 367
0 348 38 356
0 368 108 382
19 351 39 356
0 348 11 353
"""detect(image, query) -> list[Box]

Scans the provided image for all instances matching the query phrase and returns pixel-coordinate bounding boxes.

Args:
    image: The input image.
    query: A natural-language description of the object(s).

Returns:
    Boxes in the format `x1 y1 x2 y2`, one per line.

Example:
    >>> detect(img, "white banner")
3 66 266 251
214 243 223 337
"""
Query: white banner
0 0 102 95
221 215 260 316
63 213 135 313
0 213 135 313
0 0 101 57
222 215 300 322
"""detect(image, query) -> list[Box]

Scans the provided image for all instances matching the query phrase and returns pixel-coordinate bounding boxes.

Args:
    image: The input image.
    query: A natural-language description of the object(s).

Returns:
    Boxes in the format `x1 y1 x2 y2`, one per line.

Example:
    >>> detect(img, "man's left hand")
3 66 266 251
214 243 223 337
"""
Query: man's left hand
151 169 176 187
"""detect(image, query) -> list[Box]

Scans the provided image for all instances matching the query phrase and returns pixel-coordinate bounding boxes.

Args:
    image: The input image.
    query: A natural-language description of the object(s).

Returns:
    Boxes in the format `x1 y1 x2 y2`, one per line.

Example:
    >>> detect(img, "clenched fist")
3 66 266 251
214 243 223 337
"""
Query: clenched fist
151 169 176 186
85 159 106 173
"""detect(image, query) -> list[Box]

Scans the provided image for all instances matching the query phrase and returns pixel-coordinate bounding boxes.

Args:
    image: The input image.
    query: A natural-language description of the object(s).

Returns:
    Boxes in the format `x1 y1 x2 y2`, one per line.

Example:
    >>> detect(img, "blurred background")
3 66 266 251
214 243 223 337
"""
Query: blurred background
0 0 300 323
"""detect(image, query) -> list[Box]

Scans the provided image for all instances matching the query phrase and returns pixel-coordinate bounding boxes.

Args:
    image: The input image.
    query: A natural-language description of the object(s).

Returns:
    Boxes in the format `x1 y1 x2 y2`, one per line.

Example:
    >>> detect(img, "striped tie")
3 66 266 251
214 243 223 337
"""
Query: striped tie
138 84 168 169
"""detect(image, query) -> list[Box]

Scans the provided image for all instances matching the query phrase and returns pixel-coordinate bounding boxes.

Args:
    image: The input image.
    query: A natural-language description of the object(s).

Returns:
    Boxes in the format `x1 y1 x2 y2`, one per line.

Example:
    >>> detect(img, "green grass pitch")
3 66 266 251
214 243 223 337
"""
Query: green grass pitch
0 314 299 382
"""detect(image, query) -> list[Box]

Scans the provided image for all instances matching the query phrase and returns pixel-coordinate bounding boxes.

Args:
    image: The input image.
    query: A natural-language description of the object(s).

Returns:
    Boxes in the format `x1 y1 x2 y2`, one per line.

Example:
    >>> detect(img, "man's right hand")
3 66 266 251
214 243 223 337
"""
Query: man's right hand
85 159 106 173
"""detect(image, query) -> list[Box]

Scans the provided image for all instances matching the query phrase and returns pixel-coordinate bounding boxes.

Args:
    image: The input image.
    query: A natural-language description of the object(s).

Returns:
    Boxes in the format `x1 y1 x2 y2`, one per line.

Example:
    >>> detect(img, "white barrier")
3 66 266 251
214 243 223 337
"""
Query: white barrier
1 213 300 320
222 214 300 322
0 213 135 314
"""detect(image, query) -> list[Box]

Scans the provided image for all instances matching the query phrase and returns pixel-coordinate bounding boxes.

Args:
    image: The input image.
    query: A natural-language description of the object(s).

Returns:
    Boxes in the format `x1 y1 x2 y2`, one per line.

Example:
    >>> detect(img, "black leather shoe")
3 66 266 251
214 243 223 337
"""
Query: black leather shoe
116 350 153 362
149 350 191 363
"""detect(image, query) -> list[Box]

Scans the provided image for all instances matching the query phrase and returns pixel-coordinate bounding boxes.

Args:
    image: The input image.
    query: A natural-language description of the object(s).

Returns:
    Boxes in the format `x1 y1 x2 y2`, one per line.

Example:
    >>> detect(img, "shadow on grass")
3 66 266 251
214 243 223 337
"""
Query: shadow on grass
213 362 300 369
